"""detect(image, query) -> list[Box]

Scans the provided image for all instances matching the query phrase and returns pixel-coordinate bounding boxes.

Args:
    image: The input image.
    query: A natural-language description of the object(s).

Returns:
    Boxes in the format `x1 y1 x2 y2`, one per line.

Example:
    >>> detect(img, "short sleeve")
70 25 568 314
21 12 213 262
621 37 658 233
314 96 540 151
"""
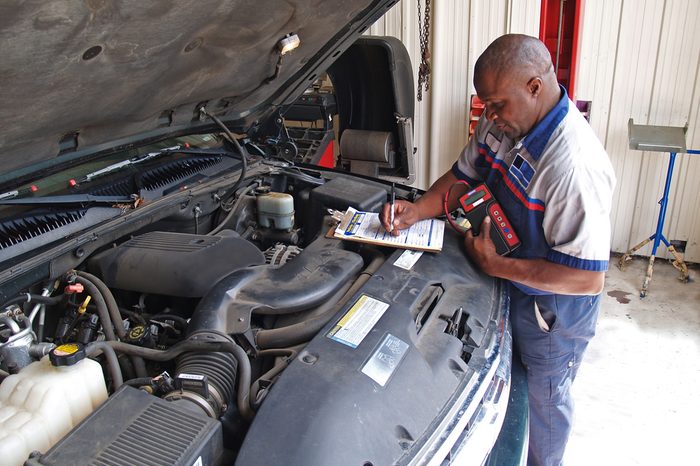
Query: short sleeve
542 164 615 271
451 116 485 186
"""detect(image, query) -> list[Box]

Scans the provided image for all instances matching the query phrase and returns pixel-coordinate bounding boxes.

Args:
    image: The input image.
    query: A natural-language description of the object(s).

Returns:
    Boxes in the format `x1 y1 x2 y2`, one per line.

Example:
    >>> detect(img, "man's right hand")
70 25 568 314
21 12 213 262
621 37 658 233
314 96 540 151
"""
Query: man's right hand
380 200 422 236
379 170 460 236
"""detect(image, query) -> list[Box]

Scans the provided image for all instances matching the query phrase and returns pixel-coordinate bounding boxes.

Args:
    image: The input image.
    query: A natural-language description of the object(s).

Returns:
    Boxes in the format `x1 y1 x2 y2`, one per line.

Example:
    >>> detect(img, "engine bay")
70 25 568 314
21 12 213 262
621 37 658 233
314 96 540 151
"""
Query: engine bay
0 152 506 465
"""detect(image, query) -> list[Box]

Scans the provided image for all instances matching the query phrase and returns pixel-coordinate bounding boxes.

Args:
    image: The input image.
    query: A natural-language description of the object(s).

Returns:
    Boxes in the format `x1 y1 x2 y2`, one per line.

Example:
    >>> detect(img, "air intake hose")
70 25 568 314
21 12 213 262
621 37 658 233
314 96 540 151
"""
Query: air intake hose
164 331 237 418
188 236 364 335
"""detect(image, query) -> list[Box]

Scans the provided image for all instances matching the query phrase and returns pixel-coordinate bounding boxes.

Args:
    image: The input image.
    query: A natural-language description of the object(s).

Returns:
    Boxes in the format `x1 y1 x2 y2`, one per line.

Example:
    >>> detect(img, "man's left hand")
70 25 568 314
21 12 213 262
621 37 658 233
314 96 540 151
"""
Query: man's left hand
464 216 606 295
463 216 501 276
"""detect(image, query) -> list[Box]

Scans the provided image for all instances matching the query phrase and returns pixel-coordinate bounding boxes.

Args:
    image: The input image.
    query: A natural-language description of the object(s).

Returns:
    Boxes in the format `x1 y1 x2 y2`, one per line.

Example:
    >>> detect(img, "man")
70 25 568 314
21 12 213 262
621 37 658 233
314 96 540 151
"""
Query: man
381 34 616 466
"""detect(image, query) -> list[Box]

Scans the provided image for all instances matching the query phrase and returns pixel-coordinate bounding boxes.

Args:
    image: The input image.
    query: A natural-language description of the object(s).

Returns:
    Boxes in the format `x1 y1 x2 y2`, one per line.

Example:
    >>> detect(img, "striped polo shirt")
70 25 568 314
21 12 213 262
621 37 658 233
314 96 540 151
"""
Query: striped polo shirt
452 87 616 295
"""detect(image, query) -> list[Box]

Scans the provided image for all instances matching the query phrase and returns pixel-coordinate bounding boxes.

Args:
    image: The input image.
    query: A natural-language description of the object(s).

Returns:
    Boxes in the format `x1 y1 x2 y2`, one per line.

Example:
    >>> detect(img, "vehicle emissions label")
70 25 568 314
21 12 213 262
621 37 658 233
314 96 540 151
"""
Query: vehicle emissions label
361 333 409 387
327 294 389 348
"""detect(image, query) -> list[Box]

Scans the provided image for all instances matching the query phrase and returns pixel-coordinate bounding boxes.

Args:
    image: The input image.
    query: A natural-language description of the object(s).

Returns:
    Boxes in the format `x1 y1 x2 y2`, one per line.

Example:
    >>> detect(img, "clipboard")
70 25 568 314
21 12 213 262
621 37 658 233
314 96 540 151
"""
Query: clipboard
331 207 444 252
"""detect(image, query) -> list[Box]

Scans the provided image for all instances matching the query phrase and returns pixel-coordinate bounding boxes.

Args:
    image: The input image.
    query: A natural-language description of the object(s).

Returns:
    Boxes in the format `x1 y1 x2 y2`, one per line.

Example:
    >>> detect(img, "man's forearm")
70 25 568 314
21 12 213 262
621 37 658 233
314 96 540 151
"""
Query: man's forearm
483 256 605 295
414 170 460 220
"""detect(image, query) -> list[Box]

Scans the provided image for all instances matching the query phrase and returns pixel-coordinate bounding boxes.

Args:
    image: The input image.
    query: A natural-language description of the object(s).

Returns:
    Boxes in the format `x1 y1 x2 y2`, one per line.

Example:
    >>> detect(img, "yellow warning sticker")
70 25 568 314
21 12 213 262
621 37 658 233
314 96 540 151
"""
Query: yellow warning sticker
327 294 389 348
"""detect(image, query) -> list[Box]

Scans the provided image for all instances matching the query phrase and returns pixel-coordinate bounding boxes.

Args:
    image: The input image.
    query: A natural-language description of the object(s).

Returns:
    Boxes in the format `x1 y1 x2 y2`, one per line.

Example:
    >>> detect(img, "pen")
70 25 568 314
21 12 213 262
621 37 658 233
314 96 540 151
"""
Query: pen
390 182 395 232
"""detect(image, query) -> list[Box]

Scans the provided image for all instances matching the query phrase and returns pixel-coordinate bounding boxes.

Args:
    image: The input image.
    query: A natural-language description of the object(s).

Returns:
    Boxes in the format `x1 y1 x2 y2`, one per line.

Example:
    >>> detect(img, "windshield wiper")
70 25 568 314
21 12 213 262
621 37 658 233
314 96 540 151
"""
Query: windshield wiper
78 145 241 186
0 194 135 206
79 145 183 183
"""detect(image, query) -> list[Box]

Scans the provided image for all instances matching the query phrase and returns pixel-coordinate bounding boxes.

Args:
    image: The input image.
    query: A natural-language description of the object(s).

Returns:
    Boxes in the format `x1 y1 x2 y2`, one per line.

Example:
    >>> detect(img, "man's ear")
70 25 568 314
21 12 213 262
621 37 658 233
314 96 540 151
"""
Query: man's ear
527 77 542 97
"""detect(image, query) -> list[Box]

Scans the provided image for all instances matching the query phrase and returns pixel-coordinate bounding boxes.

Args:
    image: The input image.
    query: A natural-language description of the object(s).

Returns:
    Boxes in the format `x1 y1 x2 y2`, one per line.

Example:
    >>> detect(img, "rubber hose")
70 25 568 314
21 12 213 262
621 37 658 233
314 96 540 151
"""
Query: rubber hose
118 307 147 325
87 337 254 420
208 182 257 236
255 251 385 349
74 277 116 341
76 271 126 339
123 377 153 388
149 313 189 329
254 281 353 349
0 293 62 310
200 108 248 202
76 271 148 377
177 330 238 404
256 348 300 358
130 355 148 379
250 348 297 405
85 341 124 390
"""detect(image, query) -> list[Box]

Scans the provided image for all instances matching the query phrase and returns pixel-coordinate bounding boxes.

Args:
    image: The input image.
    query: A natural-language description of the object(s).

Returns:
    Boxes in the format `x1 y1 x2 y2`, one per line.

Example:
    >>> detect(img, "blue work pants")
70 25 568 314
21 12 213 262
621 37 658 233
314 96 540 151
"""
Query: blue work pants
509 284 600 466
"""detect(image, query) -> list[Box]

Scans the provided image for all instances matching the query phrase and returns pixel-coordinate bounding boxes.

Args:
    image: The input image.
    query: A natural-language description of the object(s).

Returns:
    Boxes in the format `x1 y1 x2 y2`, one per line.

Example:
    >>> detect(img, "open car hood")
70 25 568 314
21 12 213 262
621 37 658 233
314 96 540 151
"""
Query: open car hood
0 0 393 179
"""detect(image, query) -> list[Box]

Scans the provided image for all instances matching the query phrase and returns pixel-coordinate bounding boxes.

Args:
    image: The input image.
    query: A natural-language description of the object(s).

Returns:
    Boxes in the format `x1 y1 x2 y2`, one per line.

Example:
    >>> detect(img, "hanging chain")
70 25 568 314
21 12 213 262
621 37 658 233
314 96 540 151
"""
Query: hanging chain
417 0 431 101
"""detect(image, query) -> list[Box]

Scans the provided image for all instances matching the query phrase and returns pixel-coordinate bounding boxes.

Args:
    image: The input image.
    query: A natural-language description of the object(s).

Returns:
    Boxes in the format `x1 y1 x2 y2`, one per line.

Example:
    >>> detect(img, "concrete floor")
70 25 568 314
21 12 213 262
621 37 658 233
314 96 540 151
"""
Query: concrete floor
563 254 699 466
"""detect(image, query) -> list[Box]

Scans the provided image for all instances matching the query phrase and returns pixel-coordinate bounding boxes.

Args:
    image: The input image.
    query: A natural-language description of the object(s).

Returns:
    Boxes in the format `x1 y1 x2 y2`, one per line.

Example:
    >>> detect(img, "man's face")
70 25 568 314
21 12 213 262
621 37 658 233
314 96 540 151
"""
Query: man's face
475 70 540 139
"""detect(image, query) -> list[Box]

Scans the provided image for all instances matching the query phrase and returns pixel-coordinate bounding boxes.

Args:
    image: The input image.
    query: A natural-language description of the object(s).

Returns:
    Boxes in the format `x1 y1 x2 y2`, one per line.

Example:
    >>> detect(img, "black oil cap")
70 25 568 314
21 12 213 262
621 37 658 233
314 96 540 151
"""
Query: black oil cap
49 343 86 367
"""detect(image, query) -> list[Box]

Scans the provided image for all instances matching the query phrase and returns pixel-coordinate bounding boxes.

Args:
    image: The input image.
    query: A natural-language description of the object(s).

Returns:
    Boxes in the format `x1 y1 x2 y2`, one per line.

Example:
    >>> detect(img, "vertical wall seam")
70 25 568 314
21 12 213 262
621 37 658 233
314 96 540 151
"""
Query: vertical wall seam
505 0 512 33
645 0 667 125
603 0 624 150
685 29 700 132
603 0 628 250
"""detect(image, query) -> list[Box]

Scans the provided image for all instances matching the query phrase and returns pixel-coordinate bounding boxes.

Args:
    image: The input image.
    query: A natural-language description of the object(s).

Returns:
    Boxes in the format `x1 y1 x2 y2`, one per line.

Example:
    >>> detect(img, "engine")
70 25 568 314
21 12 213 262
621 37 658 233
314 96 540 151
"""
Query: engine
0 172 391 465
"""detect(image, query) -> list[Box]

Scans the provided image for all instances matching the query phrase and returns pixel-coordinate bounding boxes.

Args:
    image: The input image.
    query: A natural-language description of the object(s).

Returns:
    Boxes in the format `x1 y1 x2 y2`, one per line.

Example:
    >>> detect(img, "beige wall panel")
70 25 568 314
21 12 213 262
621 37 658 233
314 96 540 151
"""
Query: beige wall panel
630 1 699 260
506 0 542 37
426 1 471 181
577 0 700 261
577 0 662 253
649 1 700 260
616 1 667 255
679 52 700 259
575 0 622 141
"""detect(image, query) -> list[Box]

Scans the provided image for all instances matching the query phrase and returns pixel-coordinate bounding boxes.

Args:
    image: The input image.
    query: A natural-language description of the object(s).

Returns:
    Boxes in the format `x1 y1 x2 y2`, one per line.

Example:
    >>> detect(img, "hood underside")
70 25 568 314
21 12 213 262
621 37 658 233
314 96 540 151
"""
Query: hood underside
0 0 392 178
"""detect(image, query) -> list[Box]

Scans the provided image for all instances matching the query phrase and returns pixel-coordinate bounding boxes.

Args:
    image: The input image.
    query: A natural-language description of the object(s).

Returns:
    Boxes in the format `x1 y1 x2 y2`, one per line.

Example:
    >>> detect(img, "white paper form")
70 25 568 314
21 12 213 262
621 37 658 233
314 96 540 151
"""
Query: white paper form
334 207 444 252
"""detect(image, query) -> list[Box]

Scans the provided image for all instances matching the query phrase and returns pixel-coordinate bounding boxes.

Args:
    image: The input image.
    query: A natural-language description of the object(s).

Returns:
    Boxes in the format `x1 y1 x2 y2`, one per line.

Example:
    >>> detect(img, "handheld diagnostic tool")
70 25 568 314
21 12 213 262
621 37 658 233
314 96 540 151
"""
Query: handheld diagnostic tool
444 182 520 255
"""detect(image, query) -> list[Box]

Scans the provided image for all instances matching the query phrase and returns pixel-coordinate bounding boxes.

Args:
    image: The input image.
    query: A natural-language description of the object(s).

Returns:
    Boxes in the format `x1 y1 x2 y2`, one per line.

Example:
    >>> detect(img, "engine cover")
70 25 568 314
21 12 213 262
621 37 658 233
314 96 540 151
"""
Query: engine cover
88 231 265 297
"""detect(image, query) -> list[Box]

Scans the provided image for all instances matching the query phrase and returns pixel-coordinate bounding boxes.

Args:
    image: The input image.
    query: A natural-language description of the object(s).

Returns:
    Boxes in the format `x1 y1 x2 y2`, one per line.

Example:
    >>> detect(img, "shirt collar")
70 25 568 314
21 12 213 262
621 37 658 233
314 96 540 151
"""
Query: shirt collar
521 85 569 160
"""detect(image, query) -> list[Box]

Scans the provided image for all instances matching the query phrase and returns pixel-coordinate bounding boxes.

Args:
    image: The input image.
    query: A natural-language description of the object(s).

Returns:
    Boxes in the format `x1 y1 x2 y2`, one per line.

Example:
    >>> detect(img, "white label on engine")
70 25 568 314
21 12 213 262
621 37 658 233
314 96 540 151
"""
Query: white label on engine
327 295 389 348
362 333 409 387
192 456 203 466
393 249 423 270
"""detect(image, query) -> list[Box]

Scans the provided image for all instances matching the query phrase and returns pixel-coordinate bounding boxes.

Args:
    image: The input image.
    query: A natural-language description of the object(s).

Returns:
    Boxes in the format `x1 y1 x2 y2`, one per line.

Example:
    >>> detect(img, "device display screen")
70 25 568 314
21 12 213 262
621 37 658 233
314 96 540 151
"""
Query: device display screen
462 189 486 206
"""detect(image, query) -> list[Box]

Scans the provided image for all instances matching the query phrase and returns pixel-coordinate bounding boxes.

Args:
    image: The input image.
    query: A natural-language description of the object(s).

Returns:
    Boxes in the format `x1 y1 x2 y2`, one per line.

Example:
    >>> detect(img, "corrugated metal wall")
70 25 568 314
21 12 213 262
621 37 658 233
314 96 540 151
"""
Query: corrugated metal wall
372 0 700 261
577 0 700 261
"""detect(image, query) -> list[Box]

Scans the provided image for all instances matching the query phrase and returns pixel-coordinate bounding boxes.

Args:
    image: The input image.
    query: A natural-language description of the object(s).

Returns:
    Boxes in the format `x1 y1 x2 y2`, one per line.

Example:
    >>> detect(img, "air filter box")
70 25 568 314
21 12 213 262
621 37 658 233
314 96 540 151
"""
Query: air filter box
25 385 223 466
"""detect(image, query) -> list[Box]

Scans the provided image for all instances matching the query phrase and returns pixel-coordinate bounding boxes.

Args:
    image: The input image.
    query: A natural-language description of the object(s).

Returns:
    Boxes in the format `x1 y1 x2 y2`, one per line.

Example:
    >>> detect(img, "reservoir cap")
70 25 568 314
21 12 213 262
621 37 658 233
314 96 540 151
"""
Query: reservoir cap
50 343 86 367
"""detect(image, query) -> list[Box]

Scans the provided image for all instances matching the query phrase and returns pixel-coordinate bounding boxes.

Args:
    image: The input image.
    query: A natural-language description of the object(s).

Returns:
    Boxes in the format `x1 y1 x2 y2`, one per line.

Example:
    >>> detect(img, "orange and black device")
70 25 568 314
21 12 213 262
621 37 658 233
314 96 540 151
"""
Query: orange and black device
445 182 520 256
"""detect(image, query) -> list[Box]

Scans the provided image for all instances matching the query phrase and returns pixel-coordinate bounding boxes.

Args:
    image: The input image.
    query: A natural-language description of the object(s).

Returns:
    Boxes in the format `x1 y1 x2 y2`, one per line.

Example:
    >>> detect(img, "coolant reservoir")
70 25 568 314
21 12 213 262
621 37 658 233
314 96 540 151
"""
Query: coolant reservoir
0 343 108 466
257 192 295 230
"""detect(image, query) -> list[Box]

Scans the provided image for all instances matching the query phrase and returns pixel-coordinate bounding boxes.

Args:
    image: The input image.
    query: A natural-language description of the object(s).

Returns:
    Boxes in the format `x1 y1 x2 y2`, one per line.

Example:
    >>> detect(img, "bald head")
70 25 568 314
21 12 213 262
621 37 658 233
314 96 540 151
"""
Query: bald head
472 34 561 138
474 34 556 89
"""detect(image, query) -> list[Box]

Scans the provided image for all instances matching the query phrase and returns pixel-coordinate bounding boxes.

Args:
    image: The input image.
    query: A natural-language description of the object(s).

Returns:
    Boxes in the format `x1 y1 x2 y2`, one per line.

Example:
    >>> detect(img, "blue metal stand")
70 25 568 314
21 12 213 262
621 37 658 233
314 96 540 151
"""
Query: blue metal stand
619 119 697 297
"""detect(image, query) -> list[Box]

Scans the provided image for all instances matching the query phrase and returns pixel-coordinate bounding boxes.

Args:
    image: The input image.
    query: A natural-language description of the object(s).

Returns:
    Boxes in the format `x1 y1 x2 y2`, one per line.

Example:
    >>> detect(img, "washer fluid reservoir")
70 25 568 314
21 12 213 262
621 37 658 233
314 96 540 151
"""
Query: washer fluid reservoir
0 343 108 466
257 192 295 230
